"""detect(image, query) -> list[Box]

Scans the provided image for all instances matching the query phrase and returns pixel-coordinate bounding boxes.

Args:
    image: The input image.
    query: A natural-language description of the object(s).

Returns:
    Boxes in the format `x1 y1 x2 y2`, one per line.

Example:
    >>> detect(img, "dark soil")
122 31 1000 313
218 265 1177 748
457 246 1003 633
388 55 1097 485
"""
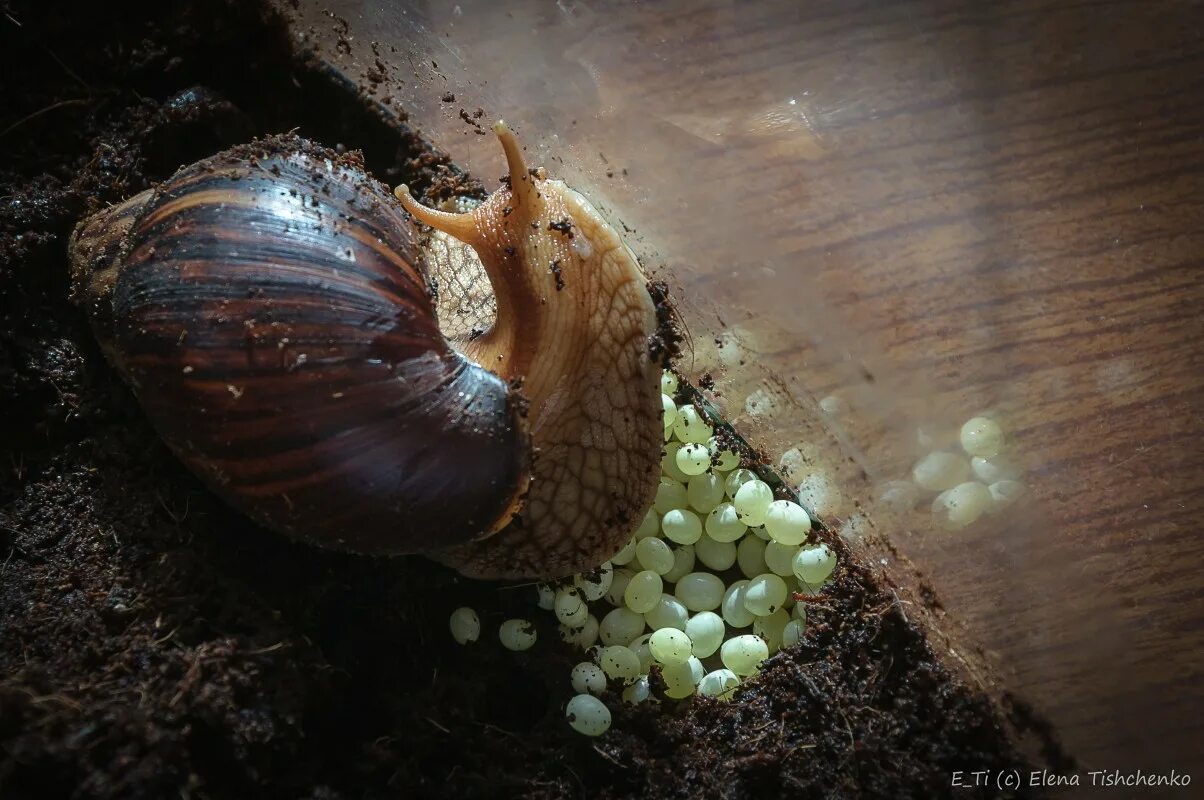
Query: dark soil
0 1 1043 797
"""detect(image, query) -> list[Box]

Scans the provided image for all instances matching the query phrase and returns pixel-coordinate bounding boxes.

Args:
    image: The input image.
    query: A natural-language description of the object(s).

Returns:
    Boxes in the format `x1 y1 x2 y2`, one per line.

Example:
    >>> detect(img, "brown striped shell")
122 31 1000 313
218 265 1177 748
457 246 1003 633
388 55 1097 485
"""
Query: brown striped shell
69 128 664 580
69 136 529 557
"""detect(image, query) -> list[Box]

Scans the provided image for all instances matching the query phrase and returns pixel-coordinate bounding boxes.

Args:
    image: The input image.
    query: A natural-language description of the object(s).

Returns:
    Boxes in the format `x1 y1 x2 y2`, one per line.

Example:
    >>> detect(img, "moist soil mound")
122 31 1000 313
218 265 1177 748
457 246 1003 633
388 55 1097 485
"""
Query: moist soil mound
0 1 1045 797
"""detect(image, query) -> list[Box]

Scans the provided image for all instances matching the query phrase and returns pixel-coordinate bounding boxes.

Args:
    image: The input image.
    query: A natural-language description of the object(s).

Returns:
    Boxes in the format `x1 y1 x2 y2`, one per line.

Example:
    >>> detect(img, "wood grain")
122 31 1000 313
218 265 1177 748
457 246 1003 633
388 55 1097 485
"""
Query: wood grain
302 0 1204 779
709 2 1204 777
684 1 1204 776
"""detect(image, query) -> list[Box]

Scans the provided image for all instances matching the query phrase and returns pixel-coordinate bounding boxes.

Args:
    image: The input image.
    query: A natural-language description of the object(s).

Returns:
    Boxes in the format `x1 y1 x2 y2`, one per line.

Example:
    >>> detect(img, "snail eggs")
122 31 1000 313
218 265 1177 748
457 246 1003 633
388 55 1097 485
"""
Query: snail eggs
888 413 1026 531
450 372 843 737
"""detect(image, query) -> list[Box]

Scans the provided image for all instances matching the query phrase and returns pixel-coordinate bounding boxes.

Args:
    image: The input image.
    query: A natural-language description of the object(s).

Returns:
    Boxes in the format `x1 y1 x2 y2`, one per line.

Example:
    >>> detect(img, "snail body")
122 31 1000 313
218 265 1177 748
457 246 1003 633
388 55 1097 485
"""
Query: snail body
70 125 663 579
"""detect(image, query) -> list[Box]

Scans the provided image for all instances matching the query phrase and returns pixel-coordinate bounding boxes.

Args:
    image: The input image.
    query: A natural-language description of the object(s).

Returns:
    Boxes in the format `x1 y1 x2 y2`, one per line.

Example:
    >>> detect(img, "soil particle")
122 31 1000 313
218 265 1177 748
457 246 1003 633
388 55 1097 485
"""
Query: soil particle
645 279 682 368
0 1 1045 798
458 108 486 135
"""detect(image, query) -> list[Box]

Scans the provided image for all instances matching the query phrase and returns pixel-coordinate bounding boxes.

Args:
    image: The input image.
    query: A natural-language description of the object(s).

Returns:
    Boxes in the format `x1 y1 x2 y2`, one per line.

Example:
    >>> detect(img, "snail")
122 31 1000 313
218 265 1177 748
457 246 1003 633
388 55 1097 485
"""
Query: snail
69 122 665 579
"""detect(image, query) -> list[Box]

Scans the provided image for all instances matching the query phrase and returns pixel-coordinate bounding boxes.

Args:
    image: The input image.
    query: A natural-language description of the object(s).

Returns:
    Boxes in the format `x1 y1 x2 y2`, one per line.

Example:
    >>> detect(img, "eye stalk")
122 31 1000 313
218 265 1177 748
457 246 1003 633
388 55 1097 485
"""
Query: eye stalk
394 122 556 383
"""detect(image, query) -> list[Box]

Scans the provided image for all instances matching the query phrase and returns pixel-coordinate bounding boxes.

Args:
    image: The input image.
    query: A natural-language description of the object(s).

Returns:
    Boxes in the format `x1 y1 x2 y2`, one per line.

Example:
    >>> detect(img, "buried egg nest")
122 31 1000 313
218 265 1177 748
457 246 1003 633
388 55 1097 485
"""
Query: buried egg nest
0 0 1059 798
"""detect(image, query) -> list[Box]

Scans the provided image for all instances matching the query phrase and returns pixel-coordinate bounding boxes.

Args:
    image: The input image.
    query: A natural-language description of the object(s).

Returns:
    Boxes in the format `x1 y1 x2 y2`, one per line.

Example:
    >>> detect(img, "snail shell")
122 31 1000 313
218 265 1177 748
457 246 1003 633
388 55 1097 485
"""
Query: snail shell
69 137 530 557
70 126 663 579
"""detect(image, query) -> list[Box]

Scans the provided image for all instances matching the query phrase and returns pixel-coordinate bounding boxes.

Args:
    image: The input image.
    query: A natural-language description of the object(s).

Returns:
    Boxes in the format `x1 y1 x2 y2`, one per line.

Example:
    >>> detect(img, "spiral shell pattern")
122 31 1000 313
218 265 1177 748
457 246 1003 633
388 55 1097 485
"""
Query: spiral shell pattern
70 136 529 554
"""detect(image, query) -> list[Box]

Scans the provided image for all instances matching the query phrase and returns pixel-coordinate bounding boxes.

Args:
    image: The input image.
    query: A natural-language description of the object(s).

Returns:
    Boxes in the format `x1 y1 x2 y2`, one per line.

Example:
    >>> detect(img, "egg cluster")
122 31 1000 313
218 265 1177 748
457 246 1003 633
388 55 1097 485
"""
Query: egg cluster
928 416 1027 529
450 370 839 737
879 414 1026 530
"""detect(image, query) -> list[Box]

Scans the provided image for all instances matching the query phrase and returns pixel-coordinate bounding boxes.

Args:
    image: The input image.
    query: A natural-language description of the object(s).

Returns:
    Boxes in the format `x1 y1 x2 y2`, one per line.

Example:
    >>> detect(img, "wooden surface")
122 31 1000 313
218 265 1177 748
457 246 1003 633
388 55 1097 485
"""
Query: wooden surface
305 0 1204 780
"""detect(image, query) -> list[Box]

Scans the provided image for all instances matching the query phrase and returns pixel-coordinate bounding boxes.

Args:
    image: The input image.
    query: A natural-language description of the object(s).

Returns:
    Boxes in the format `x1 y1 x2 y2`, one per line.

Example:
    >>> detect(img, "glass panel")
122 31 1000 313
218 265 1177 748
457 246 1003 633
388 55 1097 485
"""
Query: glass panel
290 0 1204 773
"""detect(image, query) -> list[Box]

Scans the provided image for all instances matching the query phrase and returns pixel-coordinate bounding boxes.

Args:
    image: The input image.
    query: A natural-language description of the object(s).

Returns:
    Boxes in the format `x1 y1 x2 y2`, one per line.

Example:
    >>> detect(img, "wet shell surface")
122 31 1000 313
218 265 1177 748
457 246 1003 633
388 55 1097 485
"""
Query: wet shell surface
70 136 529 556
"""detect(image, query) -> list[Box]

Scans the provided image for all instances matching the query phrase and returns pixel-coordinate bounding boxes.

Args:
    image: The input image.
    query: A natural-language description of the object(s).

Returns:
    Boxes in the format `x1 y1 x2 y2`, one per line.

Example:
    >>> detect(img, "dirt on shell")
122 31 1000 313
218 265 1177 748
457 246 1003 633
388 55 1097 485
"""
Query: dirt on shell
0 1 1045 797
